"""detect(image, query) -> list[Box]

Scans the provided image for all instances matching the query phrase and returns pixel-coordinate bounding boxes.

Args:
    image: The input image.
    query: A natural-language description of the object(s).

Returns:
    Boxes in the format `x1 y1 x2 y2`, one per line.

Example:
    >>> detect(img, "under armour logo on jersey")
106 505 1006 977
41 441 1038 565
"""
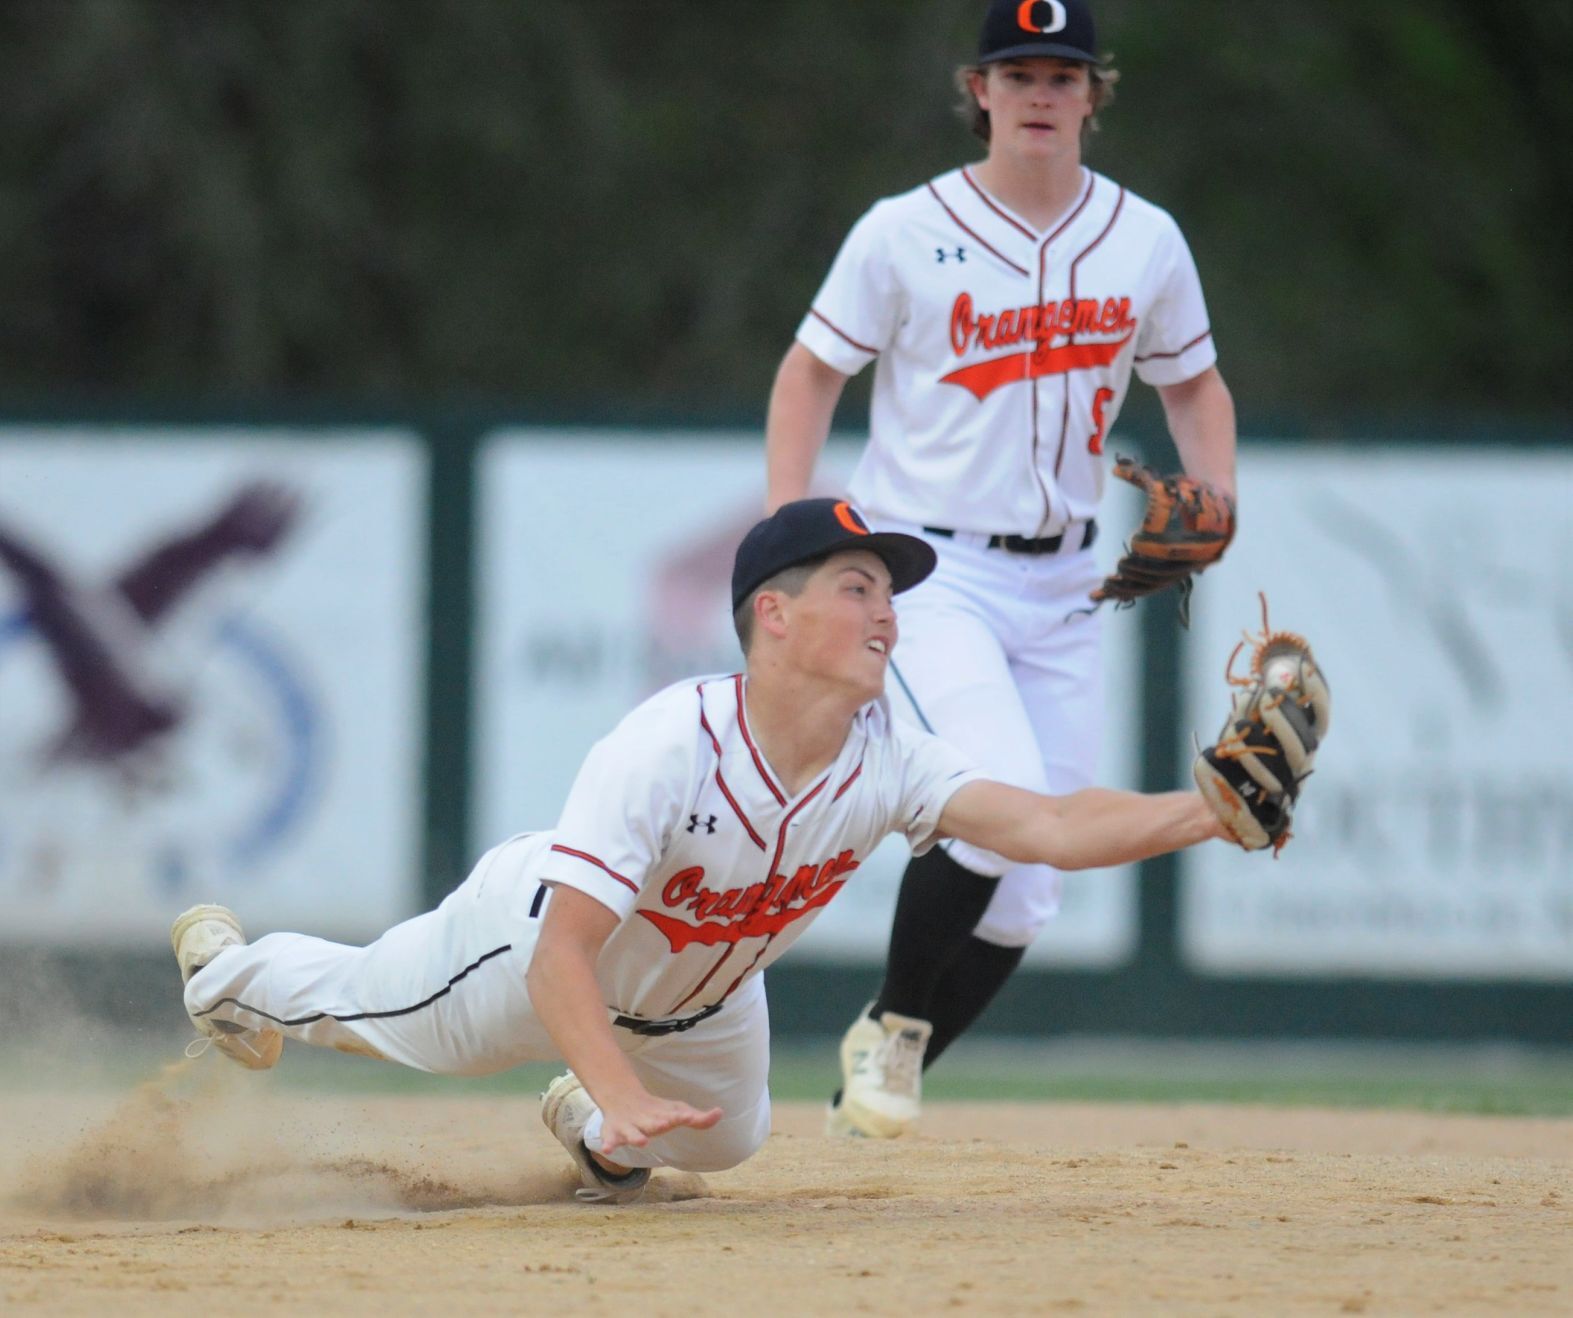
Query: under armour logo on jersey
936 247 966 264
1017 0 1068 34
687 814 718 835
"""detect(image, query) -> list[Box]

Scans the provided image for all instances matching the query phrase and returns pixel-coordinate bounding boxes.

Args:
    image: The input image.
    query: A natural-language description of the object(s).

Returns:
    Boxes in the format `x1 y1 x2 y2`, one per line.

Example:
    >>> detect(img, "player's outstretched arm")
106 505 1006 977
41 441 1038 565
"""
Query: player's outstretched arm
527 887 722 1156
937 780 1227 872
764 343 850 512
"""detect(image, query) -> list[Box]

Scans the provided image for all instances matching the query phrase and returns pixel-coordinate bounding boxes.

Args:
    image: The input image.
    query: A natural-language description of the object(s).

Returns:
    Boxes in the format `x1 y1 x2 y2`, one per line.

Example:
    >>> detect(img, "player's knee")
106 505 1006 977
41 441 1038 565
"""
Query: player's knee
973 863 1062 947
182 948 238 1017
660 1096 772 1173
940 838 1011 881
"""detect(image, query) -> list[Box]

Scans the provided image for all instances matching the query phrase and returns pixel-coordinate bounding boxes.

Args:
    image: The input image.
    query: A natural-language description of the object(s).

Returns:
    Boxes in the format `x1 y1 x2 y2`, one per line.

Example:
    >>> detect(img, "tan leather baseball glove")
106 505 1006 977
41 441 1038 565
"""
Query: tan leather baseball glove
1091 456 1236 625
1193 598 1332 854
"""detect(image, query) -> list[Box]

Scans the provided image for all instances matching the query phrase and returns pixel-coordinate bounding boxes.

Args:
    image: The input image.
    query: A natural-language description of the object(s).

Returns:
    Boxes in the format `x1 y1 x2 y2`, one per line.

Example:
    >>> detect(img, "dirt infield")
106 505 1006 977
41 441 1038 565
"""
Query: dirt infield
2 1063 1569 1316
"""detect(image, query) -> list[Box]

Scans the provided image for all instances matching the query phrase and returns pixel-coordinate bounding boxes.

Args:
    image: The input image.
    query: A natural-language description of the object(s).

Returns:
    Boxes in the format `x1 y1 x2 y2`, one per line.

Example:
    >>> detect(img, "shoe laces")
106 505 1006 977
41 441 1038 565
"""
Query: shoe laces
183 1030 269 1063
878 1028 926 1098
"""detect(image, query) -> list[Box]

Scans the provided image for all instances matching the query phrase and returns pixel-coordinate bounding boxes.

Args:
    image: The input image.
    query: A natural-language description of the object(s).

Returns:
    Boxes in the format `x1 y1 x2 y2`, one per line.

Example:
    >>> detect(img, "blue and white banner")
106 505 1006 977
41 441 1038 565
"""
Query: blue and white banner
1180 446 1573 980
0 429 426 945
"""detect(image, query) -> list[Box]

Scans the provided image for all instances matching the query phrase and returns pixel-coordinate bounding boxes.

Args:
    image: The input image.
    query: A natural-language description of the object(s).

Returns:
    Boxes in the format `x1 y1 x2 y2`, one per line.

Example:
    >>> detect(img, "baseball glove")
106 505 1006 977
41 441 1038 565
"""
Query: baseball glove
1193 597 1331 854
1091 457 1236 625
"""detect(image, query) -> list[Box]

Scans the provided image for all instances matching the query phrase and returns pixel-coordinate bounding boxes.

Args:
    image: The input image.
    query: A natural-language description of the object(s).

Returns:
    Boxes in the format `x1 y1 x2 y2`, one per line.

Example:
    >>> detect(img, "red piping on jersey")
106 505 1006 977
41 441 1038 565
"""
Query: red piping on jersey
1136 328 1213 363
927 182 1029 278
1040 169 1096 248
832 759 864 801
809 308 878 356
669 773 831 1014
720 725 864 998
698 684 767 852
671 946 736 1014
734 674 787 806
1029 174 1103 529
961 167 1036 242
548 844 639 895
1051 186 1127 493
719 939 778 1003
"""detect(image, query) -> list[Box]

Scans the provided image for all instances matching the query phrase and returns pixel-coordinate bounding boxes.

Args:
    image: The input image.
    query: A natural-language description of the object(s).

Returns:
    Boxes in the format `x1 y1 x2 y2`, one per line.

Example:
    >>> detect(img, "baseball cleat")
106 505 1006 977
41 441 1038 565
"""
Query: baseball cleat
541 1072 651 1205
170 904 282 1071
823 1097 868 1139
835 1002 932 1138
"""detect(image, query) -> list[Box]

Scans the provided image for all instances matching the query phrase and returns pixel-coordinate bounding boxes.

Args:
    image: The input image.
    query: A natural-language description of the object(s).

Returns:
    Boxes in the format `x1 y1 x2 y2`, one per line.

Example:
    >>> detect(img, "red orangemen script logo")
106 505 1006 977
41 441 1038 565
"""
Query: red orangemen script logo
941 291 1136 401
638 850 860 952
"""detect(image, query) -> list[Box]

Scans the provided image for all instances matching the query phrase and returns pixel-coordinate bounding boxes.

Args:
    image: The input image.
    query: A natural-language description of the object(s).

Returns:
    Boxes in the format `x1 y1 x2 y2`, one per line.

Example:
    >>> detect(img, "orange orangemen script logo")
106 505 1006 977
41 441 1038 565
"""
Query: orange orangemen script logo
638 851 861 952
940 291 1137 400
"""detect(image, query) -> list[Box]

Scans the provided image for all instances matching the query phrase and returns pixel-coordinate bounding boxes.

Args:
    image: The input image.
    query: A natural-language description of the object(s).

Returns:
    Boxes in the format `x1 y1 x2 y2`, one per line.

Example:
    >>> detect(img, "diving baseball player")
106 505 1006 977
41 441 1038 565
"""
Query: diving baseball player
173 498 1232 1203
764 0 1239 1136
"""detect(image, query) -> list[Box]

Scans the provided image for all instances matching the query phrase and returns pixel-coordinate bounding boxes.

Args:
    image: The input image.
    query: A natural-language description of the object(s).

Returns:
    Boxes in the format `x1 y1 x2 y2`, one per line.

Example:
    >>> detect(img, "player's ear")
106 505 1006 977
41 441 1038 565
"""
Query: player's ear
753 589 791 643
968 67 990 112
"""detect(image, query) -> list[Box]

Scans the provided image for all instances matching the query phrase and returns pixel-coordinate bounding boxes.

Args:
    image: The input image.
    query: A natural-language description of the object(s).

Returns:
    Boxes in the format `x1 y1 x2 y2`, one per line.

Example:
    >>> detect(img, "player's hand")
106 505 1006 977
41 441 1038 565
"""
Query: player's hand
596 1089 723 1156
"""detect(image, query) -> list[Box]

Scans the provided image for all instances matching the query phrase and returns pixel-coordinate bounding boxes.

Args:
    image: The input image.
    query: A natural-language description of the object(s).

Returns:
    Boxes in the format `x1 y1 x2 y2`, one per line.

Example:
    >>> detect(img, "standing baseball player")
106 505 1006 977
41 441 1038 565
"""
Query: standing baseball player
764 0 1238 1137
172 499 1233 1203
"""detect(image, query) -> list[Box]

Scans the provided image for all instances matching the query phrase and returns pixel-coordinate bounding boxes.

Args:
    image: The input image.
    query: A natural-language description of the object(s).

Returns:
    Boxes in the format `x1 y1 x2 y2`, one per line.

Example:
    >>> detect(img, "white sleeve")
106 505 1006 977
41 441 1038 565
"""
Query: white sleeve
795 201 904 375
539 696 693 920
1133 220 1219 387
892 722 988 857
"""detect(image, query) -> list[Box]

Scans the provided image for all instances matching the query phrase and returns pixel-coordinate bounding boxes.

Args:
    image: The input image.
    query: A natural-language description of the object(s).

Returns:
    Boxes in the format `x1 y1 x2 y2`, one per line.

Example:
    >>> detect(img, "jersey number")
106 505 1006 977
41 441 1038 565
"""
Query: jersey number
1087 387 1116 455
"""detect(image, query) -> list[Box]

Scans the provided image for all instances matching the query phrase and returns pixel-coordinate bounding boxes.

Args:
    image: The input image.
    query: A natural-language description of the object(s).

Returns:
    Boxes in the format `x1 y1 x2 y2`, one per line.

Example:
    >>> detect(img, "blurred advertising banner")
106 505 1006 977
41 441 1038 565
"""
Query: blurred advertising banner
1181 446 1573 980
0 430 426 945
475 429 1144 968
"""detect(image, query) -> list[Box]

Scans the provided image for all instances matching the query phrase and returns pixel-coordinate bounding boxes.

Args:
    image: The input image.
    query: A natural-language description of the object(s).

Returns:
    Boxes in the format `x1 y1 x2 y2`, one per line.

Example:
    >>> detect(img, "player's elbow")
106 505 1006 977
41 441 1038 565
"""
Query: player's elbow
1016 809 1104 872
524 935 574 1003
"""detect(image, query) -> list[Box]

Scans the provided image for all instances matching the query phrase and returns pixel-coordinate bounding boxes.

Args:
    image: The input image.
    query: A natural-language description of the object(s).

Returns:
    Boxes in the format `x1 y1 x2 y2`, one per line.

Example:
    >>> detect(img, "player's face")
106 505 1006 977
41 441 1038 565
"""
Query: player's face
972 58 1094 164
782 550 897 701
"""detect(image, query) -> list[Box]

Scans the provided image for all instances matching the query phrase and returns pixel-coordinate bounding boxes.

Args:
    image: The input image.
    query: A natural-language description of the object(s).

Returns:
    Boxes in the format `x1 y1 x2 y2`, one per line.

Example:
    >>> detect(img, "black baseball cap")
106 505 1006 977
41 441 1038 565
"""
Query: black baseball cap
978 0 1100 66
731 499 936 611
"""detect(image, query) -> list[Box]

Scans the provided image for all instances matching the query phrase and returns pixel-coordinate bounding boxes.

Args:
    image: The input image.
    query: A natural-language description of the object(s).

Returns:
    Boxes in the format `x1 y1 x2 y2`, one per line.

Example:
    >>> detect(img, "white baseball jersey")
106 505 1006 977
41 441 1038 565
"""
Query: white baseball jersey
541 674 984 1020
797 166 1217 538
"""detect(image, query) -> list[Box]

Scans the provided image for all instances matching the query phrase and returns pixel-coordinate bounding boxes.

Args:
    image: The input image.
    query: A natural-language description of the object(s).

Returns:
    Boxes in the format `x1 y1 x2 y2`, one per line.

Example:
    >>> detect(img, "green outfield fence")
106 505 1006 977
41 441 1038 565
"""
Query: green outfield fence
3 404 1571 1047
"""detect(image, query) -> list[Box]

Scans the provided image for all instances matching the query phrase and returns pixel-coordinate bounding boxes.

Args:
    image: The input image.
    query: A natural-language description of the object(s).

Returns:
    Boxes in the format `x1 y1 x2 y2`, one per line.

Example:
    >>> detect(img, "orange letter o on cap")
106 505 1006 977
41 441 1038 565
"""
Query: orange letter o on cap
1018 0 1067 35
833 501 870 535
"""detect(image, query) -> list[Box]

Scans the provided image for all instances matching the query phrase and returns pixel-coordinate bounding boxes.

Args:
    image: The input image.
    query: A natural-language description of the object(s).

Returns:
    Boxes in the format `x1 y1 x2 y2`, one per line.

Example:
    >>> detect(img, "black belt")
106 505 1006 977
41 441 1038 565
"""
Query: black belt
611 1001 723 1037
922 520 1097 555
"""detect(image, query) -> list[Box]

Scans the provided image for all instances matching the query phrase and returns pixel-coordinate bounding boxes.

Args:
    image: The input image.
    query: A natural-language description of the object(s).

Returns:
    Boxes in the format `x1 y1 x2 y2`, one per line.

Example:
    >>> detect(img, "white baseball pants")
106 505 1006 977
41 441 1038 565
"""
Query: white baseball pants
183 834 773 1173
881 524 1105 947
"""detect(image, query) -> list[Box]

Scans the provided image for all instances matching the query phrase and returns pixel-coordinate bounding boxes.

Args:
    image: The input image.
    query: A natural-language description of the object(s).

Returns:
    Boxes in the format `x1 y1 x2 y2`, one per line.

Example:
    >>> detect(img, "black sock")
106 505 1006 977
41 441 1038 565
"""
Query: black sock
583 1140 646 1185
871 847 1001 1021
921 936 1026 1070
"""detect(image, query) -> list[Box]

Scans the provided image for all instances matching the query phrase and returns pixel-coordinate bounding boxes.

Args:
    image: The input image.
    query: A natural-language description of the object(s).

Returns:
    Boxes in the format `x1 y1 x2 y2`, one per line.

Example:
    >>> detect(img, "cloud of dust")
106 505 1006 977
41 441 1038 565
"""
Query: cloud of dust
0 946 188 1086
0 952 708 1224
4 1055 582 1226
1 1050 707 1226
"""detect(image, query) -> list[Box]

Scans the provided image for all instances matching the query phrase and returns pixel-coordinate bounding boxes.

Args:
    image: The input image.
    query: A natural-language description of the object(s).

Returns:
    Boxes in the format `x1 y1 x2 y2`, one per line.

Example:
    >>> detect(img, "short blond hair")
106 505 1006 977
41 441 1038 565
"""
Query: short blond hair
732 560 821 655
954 58 1120 148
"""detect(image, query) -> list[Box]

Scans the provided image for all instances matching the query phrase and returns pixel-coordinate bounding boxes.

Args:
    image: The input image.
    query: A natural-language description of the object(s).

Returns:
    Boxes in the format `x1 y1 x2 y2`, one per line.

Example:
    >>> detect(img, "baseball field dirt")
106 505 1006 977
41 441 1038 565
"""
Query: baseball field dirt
2 1061 1569 1316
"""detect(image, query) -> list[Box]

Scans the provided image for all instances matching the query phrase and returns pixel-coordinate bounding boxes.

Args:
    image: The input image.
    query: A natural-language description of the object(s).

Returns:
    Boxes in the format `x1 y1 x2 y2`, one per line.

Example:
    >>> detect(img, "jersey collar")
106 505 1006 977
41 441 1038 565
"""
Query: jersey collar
928 166 1098 274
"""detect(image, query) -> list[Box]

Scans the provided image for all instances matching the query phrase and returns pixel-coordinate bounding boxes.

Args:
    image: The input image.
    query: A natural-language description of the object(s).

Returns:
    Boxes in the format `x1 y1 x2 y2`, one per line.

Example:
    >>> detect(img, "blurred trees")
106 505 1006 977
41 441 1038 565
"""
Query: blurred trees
0 0 1567 428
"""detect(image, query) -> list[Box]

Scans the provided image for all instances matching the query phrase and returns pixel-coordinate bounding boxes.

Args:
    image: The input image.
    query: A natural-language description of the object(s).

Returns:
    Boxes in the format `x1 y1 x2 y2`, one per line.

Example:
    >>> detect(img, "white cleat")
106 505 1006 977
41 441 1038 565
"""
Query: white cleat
823 1099 867 1138
833 1002 932 1139
169 904 282 1071
541 1073 651 1204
